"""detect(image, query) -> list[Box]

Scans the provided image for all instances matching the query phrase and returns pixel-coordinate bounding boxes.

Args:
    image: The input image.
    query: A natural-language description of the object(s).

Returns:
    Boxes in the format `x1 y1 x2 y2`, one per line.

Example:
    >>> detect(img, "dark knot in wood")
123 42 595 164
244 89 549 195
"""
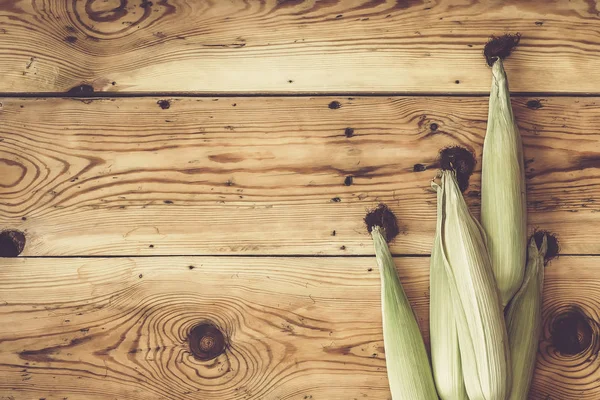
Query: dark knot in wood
550 307 598 356
71 0 175 39
188 323 226 361
0 230 26 257
67 84 94 96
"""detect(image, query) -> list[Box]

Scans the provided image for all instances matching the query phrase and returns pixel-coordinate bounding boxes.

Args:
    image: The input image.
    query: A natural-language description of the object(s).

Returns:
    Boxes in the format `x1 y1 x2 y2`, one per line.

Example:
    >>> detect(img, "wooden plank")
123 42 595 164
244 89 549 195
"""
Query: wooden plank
0 256 597 399
1 0 600 93
2 96 600 256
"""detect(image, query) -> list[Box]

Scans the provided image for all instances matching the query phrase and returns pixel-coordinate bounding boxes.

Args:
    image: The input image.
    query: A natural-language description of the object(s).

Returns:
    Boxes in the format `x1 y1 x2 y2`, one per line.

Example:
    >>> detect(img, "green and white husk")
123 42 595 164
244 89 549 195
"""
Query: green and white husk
433 170 511 400
481 58 527 307
430 233 468 400
505 234 546 400
370 225 438 400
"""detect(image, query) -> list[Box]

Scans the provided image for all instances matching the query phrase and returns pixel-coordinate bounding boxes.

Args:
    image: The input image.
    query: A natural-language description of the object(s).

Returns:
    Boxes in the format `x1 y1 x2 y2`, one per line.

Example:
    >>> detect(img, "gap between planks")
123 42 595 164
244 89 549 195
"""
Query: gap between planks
2 91 600 99
6 254 594 259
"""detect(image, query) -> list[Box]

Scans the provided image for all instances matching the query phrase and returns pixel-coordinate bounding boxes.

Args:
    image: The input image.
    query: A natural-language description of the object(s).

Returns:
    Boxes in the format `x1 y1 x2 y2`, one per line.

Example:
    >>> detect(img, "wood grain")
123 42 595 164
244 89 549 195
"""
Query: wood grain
2 96 600 256
0 256 596 400
1 0 600 93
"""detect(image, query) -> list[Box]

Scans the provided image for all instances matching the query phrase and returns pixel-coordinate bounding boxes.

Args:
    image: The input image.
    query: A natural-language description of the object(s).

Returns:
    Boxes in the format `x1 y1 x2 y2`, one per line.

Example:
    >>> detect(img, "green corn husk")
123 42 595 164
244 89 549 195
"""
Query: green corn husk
505 234 546 400
370 225 439 400
433 170 511 400
430 233 468 400
481 58 527 307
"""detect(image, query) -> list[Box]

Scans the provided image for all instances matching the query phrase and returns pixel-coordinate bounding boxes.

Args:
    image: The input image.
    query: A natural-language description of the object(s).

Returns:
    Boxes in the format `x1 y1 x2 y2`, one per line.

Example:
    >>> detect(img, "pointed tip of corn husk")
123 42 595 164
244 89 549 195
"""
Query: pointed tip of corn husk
364 204 399 243
439 146 476 193
532 230 560 265
484 33 521 66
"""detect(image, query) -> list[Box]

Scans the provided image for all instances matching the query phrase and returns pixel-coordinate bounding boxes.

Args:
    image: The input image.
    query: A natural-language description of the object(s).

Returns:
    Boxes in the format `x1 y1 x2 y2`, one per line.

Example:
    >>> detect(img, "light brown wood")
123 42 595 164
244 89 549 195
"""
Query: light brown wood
2 96 600 256
0 256 596 400
1 3 597 399
1 0 600 93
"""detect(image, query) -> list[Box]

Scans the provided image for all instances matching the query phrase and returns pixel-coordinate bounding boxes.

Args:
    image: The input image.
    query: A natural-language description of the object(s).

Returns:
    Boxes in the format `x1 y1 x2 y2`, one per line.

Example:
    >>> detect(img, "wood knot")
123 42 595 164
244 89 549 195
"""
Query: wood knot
328 101 341 110
157 100 171 110
0 230 26 257
526 99 543 110
70 0 174 39
188 323 226 361
67 84 94 96
413 163 426 172
549 307 598 356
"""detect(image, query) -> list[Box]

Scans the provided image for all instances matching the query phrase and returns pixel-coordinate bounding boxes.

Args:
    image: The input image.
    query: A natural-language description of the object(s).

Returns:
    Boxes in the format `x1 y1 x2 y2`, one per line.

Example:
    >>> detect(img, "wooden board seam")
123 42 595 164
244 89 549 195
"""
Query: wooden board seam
4 92 600 99
5 254 594 259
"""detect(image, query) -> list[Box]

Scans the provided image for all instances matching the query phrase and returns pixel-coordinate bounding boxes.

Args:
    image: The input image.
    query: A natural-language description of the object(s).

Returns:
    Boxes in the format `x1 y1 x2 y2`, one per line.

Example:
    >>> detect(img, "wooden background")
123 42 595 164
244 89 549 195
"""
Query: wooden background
1 1 600 399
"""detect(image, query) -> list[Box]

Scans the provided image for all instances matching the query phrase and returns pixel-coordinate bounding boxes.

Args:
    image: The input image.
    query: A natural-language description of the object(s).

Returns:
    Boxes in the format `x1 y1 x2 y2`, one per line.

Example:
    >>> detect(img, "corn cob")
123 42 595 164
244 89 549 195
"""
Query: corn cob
506 233 554 399
481 35 527 307
366 205 439 400
433 170 511 400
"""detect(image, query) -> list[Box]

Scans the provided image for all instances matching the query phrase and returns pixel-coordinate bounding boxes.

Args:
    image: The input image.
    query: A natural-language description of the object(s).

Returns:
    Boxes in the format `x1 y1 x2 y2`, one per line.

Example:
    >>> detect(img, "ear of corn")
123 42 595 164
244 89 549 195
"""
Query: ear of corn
505 234 546 400
481 58 527 307
370 226 439 400
430 222 468 399
433 170 511 400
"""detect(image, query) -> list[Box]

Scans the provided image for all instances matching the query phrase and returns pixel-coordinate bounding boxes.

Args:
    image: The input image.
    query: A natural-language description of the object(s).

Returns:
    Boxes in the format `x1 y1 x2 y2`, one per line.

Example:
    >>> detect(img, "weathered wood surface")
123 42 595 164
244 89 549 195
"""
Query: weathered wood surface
1 0 600 93
1 2 598 399
0 256 596 400
2 96 600 256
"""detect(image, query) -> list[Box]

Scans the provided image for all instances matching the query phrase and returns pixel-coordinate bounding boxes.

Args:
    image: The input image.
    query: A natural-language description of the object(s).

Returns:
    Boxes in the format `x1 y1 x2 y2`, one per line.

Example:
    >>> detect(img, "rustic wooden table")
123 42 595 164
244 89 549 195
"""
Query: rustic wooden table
1 1 599 399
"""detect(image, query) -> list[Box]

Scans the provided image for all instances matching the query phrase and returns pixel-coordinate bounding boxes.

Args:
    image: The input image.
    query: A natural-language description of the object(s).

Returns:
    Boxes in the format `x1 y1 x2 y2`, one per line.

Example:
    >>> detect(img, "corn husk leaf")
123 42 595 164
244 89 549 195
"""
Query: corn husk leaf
506 234 546 400
433 170 510 400
481 58 528 307
370 226 439 400
430 226 468 399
